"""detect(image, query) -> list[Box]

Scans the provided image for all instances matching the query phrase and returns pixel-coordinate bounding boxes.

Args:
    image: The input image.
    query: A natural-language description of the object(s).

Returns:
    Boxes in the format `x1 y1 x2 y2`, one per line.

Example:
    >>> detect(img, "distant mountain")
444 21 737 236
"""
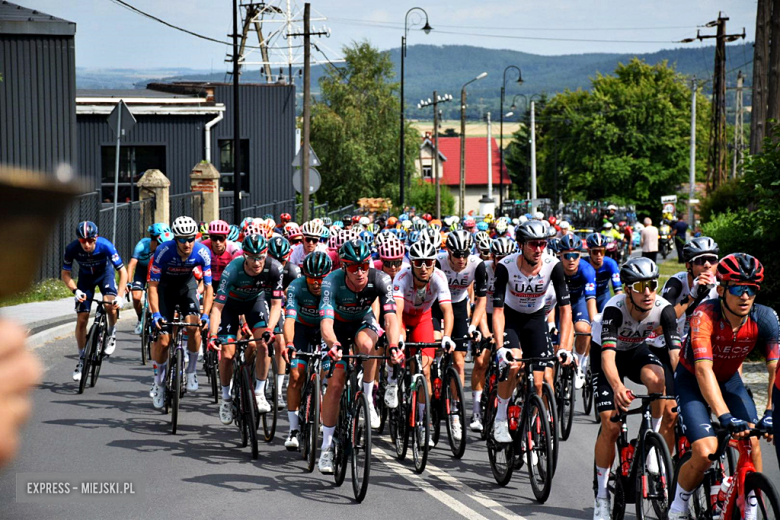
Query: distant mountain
78 42 754 119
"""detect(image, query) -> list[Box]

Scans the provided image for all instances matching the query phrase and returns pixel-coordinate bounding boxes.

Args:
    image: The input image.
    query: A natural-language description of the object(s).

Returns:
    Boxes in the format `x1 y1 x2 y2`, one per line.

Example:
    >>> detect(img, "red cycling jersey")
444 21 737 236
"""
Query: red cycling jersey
681 299 780 382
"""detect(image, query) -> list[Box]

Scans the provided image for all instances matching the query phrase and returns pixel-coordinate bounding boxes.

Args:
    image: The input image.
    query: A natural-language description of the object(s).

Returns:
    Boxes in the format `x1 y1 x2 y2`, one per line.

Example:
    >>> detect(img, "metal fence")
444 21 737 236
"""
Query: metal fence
170 192 203 223
219 193 235 225
239 198 296 225
99 199 155 270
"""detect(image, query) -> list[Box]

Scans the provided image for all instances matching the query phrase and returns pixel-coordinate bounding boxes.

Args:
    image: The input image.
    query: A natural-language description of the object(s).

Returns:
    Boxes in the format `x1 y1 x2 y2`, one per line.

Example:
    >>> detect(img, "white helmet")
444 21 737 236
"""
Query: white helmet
607 204 617 211
409 240 438 261
603 222 613 230
172 216 198 237
559 220 570 229
534 211 544 220
359 216 370 226
517 216 527 224
300 220 324 238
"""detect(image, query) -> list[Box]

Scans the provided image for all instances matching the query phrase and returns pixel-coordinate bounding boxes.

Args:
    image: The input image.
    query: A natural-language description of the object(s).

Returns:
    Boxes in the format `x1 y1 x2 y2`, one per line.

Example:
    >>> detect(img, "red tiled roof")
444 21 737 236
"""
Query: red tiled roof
424 137 511 186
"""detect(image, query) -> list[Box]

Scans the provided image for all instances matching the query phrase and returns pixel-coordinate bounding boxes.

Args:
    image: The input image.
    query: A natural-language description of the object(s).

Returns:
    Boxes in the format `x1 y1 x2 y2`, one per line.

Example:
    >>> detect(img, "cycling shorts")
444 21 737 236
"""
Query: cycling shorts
591 341 665 414
130 264 148 291
157 277 200 328
217 297 270 340
403 308 436 358
773 386 780 467
502 306 553 370
675 365 757 444
75 270 117 313
648 344 675 395
451 299 470 352
431 300 443 332
290 321 321 370
596 291 611 314
572 297 591 324
332 314 381 354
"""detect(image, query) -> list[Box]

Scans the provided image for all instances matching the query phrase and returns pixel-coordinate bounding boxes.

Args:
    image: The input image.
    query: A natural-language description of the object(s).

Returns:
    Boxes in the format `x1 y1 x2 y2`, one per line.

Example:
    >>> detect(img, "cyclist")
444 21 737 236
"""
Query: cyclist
389 240 454 442
558 233 597 389
491 220 573 443
290 220 328 267
591 258 681 520
207 234 284 424
201 220 243 284
669 253 778 520
375 236 406 280
62 221 128 380
317 239 400 474
127 223 171 335
475 231 492 261
147 216 213 409
586 233 623 312
281 251 331 449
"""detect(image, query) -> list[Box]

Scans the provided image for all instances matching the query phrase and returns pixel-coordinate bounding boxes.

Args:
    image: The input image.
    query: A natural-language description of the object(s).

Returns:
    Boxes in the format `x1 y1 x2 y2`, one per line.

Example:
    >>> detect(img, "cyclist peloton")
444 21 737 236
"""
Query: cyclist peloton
669 253 778 520
591 257 681 520
317 239 400 474
62 221 128 381
586 233 623 313
491 220 573 443
127 223 171 335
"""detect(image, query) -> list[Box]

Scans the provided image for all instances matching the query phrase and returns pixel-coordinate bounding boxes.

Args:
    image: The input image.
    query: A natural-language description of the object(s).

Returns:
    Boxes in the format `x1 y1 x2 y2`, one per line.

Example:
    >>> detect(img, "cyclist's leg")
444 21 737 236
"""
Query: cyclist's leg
248 298 270 394
496 327 522 419
181 279 202 373
628 344 666 422
406 310 435 394
593 343 622 471
151 284 176 387
74 275 98 352
131 266 147 320
319 321 354 451
217 303 241 391
649 344 678 449
355 315 380 396
98 270 118 330
287 323 315 432
774 380 780 468
450 299 470 388
722 371 761 471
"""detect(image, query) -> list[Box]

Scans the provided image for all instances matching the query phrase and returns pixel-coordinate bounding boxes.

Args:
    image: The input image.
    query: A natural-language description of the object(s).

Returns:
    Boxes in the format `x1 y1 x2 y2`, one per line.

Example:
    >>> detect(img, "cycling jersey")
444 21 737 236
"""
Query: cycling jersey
565 260 597 303
285 277 322 327
485 260 497 314
200 239 242 282
149 240 212 286
681 299 780 382
62 237 124 276
589 256 622 309
392 266 451 315
289 242 328 267
319 268 395 322
647 270 718 348
215 256 283 304
436 252 488 303
493 253 570 315
596 293 680 351
280 261 302 289
131 238 154 267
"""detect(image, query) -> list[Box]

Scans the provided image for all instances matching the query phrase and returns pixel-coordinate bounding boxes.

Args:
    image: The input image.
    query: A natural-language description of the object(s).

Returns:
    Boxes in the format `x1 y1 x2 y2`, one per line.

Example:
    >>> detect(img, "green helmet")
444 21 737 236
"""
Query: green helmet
339 238 371 263
268 236 291 260
242 234 268 255
302 251 332 278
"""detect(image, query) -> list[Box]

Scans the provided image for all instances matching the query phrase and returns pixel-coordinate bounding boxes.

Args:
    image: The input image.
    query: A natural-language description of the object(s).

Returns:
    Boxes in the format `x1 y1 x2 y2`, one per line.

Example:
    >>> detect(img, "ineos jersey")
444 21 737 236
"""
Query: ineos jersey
597 293 680 352
493 253 570 315
435 252 487 303
647 270 718 348
393 266 451 315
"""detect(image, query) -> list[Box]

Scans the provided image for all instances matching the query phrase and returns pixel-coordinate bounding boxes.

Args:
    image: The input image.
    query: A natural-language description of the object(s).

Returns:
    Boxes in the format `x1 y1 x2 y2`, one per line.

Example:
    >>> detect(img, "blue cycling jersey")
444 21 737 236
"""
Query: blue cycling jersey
590 256 622 297
149 240 212 286
62 237 124 276
132 238 154 267
565 260 597 302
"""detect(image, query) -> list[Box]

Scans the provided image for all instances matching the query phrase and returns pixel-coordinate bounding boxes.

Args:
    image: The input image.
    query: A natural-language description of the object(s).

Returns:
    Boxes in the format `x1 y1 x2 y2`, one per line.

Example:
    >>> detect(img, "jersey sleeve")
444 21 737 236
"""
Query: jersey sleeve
492 263 509 309
196 244 213 286
583 263 597 300
148 244 168 283
659 304 682 351
600 305 624 351
551 262 571 307
103 239 124 270
473 261 488 298
319 272 337 319
62 241 76 271
609 259 622 292
269 262 284 299
285 280 300 319
132 240 147 260
661 276 685 305
375 270 396 315
755 305 780 363
688 306 716 364
215 261 235 304
392 270 409 301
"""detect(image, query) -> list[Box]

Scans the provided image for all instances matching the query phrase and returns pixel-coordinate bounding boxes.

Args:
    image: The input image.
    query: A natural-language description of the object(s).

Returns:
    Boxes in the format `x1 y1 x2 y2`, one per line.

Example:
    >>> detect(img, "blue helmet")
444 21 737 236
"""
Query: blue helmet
76 221 98 239
476 221 489 232
586 233 606 249
228 225 240 242
408 230 420 245
398 214 409 222
268 236 291 260
333 220 344 229
321 227 331 241
396 229 408 243
148 222 171 238
359 230 374 244
559 234 583 252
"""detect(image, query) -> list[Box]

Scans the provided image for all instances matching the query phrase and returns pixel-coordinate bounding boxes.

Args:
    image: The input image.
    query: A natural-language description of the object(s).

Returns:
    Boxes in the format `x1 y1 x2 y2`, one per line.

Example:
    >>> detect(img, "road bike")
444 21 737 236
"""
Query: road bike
221 337 262 460
78 299 115 394
554 355 576 441
430 344 468 458
476 337 500 442
159 319 200 435
285 335 323 473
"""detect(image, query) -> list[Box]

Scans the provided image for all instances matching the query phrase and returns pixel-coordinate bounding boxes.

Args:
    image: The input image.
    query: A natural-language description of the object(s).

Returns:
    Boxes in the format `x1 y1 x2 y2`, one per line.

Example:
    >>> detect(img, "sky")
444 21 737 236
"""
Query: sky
19 0 758 70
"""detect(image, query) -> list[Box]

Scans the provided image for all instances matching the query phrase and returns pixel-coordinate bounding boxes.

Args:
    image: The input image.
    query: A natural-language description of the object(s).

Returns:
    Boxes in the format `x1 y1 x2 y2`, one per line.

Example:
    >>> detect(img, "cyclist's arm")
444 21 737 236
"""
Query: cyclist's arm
600 306 626 399
201 284 214 317
266 298 282 333
659 304 682 371
470 261 488 328
60 269 76 293
126 258 138 285
587 298 598 322
492 263 509 351
208 301 224 337
440 301 454 338
689 311 731 417
393 296 405 317
552 263 573 352
662 277 688 319
319 273 337 348
116 266 129 300
767 361 777 413
282 314 295 345
609 262 623 295
148 281 161 315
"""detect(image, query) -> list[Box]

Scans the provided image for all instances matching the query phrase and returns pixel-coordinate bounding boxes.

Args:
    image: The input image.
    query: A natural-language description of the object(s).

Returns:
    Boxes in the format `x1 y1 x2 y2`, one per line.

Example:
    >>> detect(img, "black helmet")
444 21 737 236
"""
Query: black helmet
302 251 332 278
620 257 659 285
515 221 547 243
559 234 583 252
683 237 719 263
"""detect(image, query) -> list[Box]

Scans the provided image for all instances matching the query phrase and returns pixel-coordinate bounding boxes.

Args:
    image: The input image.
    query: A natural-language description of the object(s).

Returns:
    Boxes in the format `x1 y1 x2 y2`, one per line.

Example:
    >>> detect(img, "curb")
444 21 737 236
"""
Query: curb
26 305 135 351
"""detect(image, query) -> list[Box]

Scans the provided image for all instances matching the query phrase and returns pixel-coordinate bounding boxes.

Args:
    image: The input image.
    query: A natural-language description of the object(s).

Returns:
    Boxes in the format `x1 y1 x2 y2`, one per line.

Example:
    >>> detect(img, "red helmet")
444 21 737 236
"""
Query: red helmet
717 253 764 286
422 213 433 222
548 216 557 226
280 213 292 223
352 215 362 224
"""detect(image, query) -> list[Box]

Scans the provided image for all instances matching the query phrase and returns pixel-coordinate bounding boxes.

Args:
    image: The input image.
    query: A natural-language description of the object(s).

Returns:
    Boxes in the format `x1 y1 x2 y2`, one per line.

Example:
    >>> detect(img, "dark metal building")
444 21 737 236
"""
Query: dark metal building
0 1 77 172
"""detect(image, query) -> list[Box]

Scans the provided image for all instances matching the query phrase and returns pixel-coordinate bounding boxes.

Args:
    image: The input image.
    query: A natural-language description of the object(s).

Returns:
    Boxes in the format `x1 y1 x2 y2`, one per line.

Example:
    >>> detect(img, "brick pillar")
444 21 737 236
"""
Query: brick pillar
137 169 170 224
190 161 220 223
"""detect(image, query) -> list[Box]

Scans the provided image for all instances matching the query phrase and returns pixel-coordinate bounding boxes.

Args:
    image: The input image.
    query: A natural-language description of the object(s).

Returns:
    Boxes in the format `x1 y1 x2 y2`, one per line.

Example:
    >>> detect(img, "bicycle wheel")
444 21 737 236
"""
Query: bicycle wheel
209 350 219 404
261 359 278 442
171 349 182 434
487 423 514 486
305 374 320 473
444 367 466 459
635 431 673 520
376 361 387 435
583 366 593 415
241 367 259 460
559 367 576 441
742 472 780 520
411 374 430 474
481 377 497 442
542 381 559 477
393 377 409 461
78 324 97 394
527 393 554 503
672 451 712 520
431 400 441 447
333 398 349 487
233 374 247 447
140 310 148 365
90 323 107 388
350 391 372 503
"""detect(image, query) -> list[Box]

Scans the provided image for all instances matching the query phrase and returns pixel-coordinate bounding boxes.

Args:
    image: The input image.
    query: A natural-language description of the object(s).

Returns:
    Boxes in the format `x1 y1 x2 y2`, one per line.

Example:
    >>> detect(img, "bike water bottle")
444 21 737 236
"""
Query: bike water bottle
508 405 521 431
717 475 733 503
433 377 442 399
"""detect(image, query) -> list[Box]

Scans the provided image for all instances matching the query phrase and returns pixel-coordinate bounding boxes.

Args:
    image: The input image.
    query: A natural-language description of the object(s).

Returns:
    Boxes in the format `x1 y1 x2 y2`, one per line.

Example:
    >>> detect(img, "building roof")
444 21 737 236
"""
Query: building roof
0 1 76 36
77 89 203 99
428 137 510 187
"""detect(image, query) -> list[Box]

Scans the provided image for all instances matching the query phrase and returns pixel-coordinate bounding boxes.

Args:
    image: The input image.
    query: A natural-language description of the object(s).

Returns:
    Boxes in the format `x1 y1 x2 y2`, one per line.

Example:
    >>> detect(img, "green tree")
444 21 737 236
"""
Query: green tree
310 41 419 208
406 178 455 216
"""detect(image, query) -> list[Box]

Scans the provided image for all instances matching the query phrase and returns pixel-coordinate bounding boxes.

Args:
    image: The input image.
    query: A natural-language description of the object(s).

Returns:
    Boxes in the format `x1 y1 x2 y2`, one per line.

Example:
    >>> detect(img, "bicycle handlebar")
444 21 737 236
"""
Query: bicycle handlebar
708 426 773 461
325 350 388 379
609 393 676 422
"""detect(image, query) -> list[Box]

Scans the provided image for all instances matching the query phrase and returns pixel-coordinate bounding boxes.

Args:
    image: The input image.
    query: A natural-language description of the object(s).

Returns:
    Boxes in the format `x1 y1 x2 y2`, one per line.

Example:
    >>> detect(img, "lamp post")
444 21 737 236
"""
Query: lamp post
499 66 523 214
418 93 453 219
459 71 488 218
399 7 432 211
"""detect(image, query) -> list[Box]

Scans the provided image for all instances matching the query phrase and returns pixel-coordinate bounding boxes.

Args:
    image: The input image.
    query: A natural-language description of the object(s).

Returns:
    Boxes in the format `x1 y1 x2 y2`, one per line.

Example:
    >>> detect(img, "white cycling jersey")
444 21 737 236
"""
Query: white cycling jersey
392 266 451 316
485 260 496 314
436 252 487 304
594 293 680 351
493 253 570 314
289 242 328 267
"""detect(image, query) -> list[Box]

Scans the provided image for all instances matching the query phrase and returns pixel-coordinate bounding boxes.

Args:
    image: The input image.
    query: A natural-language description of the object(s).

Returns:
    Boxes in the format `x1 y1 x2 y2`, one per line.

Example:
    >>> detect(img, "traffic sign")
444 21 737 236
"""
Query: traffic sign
292 167 321 194
291 144 321 168
107 100 136 139
660 195 677 204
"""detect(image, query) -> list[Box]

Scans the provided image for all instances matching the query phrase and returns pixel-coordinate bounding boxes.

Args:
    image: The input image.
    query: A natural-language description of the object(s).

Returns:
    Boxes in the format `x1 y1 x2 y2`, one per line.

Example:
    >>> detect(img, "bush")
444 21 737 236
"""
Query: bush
406 178 455 216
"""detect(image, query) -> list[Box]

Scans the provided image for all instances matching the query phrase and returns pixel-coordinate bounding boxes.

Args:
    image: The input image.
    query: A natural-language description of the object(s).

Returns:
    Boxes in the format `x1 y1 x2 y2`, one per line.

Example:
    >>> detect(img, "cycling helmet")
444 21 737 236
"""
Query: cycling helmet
76 221 98 239
332 220 344 229
559 234 584 252
586 232 606 249
244 223 261 237
408 230 421 245
343 214 352 223
320 227 331 242
491 237 516 256
410 220 425 232
374 230 392 247
476 221 489 232
518 216 528 224
352 215 362 224
401 220 413 231
284 222 302 239
148 222 170 238
280 212 292 224
340 239 371 263
398 214 409 222
494 219 508 235
240 217 254 231
396 229 408 243
430 219 442 232
559 220 570 230
387 216 398 228
366 223 380 234
515 221 547 243
409 240 438 261
620 257 659 285
447 229 473 253
199 221 209 237
420 228 441 248
547 225 557 238
268 236 291 260
607 204 618 211
378 237 405 260
475 231 492 252
483 214 494 225
421 213 433 222
322 216 333 227
463 217 476 229
548 216 557 226
172 216 198 238
242 234 268 255
228 225 240 242
534 212 544 220
208 220 230 236
716 253 764 286
359 230 374 245
159 230 174 243
358 216 370 227
603 221 613 230
547 238 561 254
301 220 324 238
683 237 720 263
302 251 332 278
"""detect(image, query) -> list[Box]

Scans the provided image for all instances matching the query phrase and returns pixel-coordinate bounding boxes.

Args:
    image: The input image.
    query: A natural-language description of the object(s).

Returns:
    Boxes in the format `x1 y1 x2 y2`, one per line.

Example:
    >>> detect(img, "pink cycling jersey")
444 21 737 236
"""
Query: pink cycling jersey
201 239 242 282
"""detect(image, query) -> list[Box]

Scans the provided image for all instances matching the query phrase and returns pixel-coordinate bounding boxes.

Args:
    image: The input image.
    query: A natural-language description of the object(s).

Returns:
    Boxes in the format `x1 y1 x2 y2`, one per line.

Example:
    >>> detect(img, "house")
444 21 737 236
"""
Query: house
416 135 511 215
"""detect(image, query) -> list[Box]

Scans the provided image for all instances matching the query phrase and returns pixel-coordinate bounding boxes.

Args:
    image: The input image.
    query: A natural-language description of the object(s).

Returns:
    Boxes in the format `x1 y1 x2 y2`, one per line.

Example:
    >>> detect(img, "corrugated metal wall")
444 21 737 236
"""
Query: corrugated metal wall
0 35 77 172
76 114 210 194
212 84 296 208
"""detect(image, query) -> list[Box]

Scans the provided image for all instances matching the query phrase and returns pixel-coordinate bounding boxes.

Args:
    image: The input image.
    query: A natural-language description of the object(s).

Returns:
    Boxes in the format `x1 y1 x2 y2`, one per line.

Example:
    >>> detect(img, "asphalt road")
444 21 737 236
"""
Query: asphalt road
2 319 778 520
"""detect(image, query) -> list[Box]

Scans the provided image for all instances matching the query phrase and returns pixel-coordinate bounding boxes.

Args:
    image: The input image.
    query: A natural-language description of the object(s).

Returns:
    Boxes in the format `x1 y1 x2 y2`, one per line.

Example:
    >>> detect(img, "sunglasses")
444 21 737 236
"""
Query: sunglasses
412 259 435 269
692 255 718 266
211 235 226 242
383 260 403 268
290 239 303 245
78 238 97 244
629 280 658 293
304 237 320 244
344 261 371 274
562 252 581 261
306 276 324 285
726 284 759 298
450 250 469 259
245 254 266 263
589 248 606 255
525 240 547 250
177 237 196 244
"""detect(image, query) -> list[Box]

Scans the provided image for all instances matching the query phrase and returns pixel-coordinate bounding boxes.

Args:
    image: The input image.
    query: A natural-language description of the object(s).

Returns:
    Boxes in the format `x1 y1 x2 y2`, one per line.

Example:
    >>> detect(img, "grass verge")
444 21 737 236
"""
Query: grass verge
0 279 73 308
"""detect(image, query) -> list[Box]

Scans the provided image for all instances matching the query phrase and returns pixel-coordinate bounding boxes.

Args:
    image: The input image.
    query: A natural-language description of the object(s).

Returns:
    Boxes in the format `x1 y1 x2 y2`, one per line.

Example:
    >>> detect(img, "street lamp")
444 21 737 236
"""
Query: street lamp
419 93 453 219
459 71 488 218
399 7 432 211
499 66 523 213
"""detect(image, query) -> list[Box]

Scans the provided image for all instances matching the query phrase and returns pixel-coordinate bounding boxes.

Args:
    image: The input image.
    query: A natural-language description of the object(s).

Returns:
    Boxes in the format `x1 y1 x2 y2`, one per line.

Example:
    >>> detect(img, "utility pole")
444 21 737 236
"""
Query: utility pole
689 77 696 228
232 0 242 222
530 101 537 214
751 0 771 154
732 71 745 178
419 93 452 219
459 88 467 218
767 0 780 127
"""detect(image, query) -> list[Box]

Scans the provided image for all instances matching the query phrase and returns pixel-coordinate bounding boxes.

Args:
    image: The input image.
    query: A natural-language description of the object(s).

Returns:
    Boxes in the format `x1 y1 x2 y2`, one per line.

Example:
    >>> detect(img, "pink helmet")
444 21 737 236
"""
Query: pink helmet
378 237 405 260
284 222 302 239
208 219 230 236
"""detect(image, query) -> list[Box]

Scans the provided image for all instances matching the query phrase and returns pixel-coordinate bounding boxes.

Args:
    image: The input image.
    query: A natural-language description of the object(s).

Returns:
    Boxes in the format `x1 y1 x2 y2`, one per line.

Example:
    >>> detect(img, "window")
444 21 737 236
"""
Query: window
422 164 433 179
218 139 249 192
101 146 166 202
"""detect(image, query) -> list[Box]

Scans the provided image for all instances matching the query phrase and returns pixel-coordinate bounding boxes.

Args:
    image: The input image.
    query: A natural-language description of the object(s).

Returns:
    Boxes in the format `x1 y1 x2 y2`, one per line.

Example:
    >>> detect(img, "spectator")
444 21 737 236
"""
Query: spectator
639 217 659 263
671 215 689 263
